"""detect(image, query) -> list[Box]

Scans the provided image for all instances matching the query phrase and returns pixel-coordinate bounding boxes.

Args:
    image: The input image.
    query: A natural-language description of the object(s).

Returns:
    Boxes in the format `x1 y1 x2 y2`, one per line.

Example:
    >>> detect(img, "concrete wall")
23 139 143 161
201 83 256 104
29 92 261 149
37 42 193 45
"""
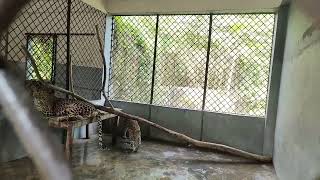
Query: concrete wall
203 112 264 154
274 1 320 179
55 64 103 100
110 101 151 138
110 100 266 154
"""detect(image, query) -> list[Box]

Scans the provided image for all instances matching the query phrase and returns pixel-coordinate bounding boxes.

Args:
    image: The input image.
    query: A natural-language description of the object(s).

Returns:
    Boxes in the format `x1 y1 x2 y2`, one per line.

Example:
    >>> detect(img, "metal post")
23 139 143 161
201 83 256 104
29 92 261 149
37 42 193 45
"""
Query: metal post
107 16 115 98
63 0 72 146
85 124 89 139
200 14 213 141
66 0 72 91
52 35 58 83
25 33 95 36
202 14 213 111
150 15 160 104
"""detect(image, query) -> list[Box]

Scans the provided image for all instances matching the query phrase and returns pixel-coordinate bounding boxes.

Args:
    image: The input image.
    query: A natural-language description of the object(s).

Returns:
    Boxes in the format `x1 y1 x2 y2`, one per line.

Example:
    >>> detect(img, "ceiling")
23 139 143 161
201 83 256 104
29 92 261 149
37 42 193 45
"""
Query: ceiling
82 0 284 14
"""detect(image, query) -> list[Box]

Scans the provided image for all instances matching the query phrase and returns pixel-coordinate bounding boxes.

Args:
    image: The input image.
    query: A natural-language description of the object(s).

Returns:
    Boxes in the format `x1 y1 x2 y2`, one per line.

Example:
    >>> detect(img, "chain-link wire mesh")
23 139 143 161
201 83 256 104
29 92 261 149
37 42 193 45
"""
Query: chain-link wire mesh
0 0 106 100
0 31 7 59
70 0 106 100
1 0 68 86
55 35 68 93
205 14 275 116
109 14 275 117
26 35 55 81
153 15 209 110
109 16 157 104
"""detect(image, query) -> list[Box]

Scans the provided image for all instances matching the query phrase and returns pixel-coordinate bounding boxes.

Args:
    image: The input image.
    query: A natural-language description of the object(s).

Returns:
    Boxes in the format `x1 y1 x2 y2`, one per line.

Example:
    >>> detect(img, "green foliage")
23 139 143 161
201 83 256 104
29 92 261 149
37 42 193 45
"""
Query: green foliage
111 16 155 103
111 14 274 116
30 37 53 81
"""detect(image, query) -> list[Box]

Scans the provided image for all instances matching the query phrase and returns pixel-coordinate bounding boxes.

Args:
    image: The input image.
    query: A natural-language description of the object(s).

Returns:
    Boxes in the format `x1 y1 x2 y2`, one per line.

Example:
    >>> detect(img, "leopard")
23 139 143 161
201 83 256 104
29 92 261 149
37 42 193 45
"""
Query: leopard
26 80 109 149
25 80 141 151
117 119 141 152
25 80 98 118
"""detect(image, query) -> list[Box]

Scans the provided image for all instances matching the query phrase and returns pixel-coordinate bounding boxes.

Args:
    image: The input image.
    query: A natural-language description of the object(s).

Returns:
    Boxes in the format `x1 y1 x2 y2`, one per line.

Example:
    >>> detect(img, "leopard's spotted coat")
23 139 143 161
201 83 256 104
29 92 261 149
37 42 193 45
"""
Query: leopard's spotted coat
118 119 141 152
25 80 97 118
25 80 141 151
26 80 106 149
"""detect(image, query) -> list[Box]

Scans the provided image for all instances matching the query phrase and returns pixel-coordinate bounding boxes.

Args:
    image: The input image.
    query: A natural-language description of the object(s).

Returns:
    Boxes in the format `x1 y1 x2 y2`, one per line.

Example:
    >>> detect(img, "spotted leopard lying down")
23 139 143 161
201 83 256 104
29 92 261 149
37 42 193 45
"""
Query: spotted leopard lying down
25 80 98 118
26 80 141 151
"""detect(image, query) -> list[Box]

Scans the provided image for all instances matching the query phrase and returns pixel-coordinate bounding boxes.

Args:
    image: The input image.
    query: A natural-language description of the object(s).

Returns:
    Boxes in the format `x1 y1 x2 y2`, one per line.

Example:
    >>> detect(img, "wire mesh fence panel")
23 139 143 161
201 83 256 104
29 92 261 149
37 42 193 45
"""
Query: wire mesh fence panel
205 14 275 117
109 16 157 104
26 35 55 81
70 0 106 34
0 31 7 59
70 0 106 100
1 0 68 86
109 14 275 115
153 15 210 110
0 0 107 100
54 35 68 97
70 35 104 99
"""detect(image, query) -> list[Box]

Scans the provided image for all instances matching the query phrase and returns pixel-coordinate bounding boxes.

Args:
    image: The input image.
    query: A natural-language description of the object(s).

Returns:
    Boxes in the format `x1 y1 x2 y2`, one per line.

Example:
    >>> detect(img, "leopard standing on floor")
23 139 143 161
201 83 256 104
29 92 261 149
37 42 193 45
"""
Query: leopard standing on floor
118 119 141 152
97 118 141 152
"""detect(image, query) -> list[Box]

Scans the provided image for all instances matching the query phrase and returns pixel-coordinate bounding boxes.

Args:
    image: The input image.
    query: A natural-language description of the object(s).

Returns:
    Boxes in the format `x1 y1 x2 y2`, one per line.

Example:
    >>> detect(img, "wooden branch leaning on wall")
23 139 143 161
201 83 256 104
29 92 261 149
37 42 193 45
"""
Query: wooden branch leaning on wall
22 46 272 163
68 59 74 93
95 25 114 109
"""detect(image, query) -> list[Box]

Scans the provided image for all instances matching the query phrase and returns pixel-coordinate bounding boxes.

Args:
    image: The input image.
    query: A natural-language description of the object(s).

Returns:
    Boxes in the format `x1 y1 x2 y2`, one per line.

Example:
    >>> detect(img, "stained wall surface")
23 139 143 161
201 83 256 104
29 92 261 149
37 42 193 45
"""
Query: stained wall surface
273 1 320 179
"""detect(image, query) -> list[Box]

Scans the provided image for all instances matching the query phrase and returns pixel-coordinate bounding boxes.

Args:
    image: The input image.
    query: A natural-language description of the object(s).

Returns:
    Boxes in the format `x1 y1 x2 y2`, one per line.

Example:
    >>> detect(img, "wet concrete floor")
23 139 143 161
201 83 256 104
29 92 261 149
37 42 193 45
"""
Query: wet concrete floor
0 136 277 180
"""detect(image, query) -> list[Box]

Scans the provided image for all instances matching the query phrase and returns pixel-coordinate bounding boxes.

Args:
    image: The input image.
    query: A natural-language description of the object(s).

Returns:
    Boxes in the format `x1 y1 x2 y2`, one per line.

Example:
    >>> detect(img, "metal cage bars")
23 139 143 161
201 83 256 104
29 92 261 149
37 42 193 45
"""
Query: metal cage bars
109 13 275 117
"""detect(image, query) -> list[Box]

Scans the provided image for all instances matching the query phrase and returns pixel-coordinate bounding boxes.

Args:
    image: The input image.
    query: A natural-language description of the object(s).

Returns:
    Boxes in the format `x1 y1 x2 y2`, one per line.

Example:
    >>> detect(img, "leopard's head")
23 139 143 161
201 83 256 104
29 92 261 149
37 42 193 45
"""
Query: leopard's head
25 80 55 116
118 127 140 152
25 80 54 98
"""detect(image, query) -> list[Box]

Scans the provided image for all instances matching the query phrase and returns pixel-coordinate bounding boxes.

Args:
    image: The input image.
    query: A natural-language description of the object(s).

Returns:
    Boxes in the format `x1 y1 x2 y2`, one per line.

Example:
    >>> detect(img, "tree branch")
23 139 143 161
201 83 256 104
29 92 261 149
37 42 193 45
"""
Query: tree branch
23 47 44 82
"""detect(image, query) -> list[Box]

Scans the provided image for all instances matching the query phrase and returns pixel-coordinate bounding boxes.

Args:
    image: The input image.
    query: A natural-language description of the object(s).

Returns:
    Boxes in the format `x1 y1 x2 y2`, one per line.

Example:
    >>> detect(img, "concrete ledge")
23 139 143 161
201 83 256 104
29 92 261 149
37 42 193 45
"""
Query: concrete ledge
110 100 265 154
202 111 264 154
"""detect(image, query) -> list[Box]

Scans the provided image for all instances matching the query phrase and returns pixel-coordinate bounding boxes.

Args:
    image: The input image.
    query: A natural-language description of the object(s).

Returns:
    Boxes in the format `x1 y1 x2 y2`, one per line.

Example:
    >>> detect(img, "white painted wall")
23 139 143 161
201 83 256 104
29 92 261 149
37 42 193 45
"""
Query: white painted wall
82 0 282 14
274 1 320 179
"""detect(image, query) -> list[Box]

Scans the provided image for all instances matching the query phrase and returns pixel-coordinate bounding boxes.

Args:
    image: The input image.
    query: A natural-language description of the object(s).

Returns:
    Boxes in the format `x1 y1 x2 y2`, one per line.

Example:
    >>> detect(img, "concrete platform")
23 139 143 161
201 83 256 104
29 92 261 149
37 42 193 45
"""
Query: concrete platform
0 136 277 180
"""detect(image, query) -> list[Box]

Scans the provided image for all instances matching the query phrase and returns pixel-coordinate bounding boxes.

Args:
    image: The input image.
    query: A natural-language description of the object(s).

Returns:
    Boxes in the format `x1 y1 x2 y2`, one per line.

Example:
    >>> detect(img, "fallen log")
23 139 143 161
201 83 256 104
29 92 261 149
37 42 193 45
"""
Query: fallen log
23 46 272 162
